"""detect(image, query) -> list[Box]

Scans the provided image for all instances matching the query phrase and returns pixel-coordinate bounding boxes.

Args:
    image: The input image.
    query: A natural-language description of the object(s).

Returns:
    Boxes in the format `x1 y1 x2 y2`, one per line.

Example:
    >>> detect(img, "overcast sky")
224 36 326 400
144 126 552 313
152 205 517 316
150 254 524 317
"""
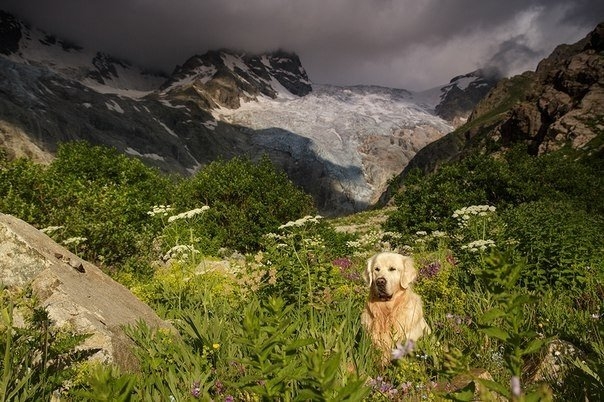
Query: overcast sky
2 0 603 90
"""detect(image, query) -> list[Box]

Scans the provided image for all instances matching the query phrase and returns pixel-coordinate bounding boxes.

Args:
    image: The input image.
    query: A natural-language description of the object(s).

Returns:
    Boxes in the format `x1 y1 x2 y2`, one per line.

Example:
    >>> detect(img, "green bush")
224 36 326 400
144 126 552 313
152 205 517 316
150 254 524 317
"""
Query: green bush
501 200 604 289
175 155 315 252
0 142 175 266
385 146 604 237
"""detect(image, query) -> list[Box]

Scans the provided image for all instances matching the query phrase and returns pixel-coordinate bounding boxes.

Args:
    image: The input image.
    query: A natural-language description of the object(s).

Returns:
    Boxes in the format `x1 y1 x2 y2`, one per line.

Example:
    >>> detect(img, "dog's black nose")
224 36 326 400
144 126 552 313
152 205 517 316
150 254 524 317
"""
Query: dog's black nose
375 277 386 287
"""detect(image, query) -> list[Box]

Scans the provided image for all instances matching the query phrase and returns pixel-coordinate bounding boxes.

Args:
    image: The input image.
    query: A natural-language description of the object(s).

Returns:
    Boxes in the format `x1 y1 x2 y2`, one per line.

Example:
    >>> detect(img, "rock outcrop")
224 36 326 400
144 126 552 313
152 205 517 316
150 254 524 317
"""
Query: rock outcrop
388 21 604 188
460 22 604 156
434 69 500 126
0 213 171 370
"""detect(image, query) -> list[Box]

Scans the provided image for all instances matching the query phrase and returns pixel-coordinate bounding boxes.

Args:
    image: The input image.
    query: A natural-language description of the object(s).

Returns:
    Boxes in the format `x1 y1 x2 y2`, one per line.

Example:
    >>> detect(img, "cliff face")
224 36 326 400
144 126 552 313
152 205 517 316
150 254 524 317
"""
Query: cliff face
476 22 604 155
380 22 604 205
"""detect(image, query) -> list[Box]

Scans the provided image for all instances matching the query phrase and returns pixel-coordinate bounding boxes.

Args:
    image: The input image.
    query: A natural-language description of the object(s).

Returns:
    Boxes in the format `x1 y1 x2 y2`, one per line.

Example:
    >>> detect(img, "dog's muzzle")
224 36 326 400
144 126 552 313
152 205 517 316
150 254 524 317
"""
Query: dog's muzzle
374 277 391 300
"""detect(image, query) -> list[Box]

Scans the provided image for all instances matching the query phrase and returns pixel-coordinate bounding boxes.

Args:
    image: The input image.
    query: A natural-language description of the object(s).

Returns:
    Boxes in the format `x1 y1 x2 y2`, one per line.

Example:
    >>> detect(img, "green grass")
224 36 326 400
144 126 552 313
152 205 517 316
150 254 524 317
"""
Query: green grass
1 140 603 401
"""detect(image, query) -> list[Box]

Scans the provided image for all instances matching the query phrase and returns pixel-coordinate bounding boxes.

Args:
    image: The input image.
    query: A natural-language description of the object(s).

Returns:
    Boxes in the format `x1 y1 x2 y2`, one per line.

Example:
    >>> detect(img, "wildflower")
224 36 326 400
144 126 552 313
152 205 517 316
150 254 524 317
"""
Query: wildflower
213 343 221 349
163 244 200 261
453 205 496 227
62 236 87 246
167 206 210 222
510 376 521 398
367 376 399 397
419 261 441 279
40 225 64 234
391 339 415 360
191 381 201 398
267 268 277 285
453 205 496 217
332 257 352 270
461 239 495 252
214 379 224 395
334 258 361 281
225 396 234 402
416 230 428 236
147 204 174 217
278 214 323 229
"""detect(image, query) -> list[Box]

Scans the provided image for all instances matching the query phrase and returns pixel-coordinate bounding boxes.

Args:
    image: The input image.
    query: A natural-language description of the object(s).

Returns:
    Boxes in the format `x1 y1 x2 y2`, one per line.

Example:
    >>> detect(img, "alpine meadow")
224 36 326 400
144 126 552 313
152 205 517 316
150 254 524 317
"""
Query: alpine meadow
1 7 604 402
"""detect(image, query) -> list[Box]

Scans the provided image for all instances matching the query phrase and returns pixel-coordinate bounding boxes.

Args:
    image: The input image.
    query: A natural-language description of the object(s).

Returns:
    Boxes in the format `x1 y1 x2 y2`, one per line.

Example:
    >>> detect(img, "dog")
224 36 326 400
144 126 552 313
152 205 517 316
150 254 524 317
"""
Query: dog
361 252 430 361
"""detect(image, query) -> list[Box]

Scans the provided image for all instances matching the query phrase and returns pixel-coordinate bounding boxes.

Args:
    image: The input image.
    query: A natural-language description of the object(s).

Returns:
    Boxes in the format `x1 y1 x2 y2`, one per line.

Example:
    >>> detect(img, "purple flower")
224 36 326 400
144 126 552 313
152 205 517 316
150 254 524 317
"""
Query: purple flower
391 339 416 360
510 376 521 397
368 376 398 396
191 381 201 398
332 257 352 269
214 379 224 395
333 257 361 281
419 261 441 279
224 396 234 402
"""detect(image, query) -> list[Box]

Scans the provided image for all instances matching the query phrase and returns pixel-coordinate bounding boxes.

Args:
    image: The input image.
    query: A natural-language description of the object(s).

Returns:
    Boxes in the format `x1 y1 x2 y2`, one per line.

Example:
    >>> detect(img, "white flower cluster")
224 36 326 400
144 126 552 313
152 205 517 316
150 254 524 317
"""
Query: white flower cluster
163 244 200 261
461 239 495 252
147 204 174 217
346 230 402 254
453 205 496 220
453 205 496 227
41 225 64 234
414 230 448 244
278 215 323 229
415 230 446 238
167 206 210 223
303 235 325 249
62 236 87 246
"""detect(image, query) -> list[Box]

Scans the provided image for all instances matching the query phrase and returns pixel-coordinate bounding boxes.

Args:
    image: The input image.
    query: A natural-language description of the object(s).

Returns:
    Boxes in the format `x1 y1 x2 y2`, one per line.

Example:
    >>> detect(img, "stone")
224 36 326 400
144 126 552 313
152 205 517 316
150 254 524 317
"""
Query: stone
0 213 171 371
524 339 585 386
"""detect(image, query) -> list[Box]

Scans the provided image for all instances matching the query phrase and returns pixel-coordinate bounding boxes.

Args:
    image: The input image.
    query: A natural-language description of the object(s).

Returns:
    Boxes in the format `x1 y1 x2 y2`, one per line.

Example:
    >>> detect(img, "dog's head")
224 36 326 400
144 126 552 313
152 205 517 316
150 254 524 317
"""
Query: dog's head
363 252 417 301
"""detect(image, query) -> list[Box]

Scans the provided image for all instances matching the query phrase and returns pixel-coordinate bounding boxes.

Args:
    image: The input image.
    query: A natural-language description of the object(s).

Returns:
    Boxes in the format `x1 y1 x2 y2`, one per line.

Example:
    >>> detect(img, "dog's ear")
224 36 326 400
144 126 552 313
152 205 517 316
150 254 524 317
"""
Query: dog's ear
398 255 417 289
363 255 375 287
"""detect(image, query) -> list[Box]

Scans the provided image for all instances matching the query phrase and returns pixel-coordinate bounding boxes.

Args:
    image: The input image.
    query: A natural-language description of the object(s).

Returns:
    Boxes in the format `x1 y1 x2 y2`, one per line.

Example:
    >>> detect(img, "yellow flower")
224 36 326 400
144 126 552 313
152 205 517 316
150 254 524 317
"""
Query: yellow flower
213 343 220 349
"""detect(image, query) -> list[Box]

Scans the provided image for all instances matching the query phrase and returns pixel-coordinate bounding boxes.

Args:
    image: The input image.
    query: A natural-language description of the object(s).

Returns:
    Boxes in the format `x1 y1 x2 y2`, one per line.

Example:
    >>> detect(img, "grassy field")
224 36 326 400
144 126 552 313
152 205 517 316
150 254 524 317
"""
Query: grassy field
1 142 603 401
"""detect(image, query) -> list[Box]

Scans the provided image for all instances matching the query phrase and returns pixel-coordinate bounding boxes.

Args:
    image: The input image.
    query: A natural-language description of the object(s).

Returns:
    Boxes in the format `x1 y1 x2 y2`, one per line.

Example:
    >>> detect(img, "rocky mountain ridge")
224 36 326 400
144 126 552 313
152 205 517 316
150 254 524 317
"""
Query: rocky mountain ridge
0 10 489 215
388 21 604 189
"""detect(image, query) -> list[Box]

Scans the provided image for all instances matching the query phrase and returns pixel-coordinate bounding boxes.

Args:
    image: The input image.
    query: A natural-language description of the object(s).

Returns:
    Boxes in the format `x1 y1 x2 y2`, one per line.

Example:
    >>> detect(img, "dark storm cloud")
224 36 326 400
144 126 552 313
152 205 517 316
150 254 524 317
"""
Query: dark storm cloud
2 0 603 90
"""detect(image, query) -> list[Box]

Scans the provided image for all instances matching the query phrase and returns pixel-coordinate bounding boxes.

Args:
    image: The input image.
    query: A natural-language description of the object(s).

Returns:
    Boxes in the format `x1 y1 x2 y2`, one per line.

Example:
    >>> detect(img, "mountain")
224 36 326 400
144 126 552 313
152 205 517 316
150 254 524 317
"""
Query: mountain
0 10 482 215
433 70 500 125
382 22 604 202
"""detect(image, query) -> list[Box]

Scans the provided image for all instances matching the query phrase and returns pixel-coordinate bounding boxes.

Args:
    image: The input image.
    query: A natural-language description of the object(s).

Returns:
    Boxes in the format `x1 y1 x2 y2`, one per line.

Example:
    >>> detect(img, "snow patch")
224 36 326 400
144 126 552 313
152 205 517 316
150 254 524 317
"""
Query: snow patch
105 100 124 114
202 120 218 130
451 76 476 90
124 147 166 161
154 118 178 137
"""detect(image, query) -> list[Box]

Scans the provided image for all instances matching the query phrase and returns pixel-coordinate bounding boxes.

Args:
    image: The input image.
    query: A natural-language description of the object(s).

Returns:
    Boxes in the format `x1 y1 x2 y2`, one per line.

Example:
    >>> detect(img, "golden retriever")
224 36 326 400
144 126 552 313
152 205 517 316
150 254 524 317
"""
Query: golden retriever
361 252 430 361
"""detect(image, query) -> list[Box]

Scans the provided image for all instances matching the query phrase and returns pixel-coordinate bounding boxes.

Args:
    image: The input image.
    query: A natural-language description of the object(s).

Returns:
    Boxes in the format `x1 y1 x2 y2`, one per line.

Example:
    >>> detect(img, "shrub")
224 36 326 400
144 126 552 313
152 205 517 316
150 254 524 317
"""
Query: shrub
385 145 604 238
175 155 315 252
501 200 604 289
0 141 175 266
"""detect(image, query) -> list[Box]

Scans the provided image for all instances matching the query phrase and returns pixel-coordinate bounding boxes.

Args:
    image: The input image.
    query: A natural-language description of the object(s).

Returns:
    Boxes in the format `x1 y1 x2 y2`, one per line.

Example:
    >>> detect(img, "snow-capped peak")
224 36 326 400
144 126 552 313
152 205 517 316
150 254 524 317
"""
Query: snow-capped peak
159 49 312 107
0 11 166 97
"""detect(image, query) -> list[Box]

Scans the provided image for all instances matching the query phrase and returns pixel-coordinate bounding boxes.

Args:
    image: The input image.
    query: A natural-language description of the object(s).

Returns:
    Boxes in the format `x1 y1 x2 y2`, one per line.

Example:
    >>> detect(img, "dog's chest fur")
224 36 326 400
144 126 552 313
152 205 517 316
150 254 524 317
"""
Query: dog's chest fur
363 290 417 347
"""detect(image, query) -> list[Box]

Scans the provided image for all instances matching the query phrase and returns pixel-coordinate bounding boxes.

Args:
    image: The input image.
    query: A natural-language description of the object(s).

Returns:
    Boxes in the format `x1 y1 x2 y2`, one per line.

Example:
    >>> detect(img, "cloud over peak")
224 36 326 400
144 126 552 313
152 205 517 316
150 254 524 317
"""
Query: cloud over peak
2 0 603 90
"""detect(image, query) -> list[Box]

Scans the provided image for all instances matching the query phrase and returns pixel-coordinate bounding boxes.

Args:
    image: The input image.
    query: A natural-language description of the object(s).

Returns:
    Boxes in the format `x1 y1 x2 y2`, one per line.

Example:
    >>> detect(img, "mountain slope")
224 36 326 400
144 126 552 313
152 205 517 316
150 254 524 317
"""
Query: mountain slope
387 21 604 192
0 10 462 215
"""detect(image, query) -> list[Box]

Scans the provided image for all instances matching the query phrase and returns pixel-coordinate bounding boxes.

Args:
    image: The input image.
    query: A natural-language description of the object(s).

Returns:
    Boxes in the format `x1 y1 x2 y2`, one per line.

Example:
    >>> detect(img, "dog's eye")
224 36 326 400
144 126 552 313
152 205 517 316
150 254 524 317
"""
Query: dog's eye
374 266 380 272
388 266 396 272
